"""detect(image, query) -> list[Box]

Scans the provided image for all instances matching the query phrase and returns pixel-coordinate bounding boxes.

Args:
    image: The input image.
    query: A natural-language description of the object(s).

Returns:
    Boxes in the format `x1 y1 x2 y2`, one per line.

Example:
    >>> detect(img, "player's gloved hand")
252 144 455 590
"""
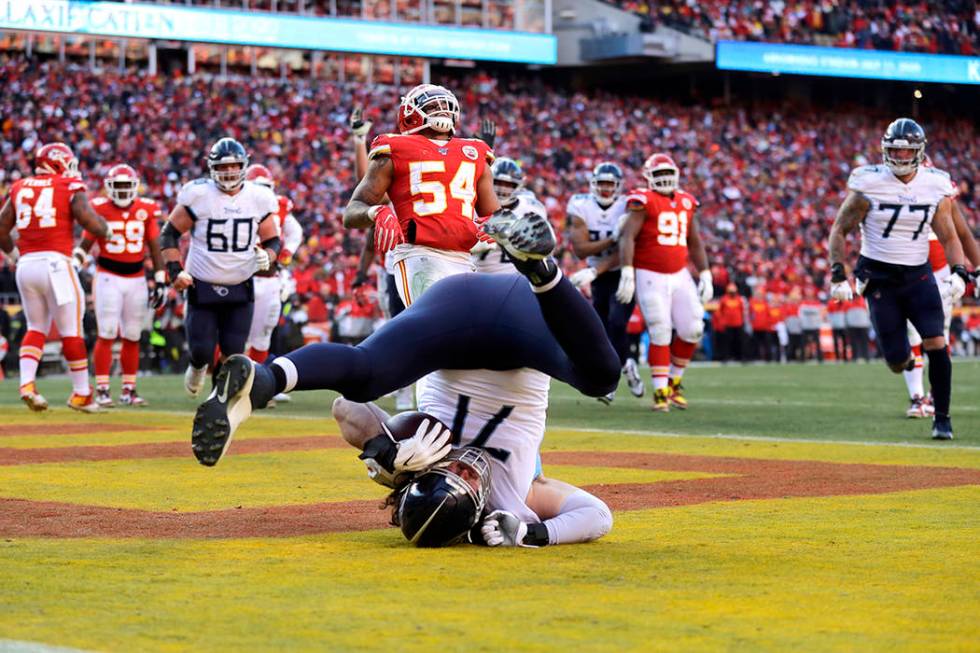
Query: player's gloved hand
697 269 713 304
480 510 535 547
390 418 452 473
5 246 19 265
149 270 167 309
71 246 87 271
254 245 272 272
829 262 853 301
278 249 293 266
479 118 496 149
173 271 194 291
349 107 372 141
945 265 969 302
473 215 496 244
569 267 598 289
615 265 635 303
371 205 404 255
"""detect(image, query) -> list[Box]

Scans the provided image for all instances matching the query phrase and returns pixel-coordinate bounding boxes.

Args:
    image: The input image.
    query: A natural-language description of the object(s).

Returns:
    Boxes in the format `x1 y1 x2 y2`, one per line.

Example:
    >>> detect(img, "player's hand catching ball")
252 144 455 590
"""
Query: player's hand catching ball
392 418 452 473
615 265 635 303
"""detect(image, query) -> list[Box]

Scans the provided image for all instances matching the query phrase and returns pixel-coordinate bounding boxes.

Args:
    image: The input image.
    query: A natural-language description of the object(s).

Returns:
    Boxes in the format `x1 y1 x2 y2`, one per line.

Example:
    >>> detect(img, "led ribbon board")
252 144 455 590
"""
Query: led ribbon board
0 0 558 64
716 40 980 85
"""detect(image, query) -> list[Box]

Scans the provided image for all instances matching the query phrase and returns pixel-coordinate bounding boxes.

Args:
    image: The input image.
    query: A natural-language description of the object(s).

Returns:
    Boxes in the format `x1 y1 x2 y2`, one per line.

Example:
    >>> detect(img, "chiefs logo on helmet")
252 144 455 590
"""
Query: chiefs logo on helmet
103 163 140 208
245 164 275 189
397 84 460 136
35 142 79 177
643 153 680 195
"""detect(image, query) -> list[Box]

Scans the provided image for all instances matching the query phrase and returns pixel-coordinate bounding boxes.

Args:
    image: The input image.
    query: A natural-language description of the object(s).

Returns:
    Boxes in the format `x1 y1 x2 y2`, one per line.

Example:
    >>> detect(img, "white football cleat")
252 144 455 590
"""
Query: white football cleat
184 364 208 397
95 386 115 408
20 382 48 412
623 359 645 398
906 395 928 419
272 392 291 403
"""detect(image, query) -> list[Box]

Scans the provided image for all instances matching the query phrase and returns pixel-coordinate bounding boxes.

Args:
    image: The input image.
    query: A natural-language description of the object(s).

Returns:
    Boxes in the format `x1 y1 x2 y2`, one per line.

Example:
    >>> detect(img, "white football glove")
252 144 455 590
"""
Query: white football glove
480 510 534 547
615 265 635 303
254 246 272 272
71 246 87 271
390 418 452 473
697 269 713 304
830 280 853 302
349 107 372 141
943 272 966 302
569 267 598 289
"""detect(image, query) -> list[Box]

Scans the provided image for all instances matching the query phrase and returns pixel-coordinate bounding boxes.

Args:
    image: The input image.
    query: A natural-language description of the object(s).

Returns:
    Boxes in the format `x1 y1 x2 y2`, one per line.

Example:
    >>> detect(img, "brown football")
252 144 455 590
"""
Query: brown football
382 411 450 441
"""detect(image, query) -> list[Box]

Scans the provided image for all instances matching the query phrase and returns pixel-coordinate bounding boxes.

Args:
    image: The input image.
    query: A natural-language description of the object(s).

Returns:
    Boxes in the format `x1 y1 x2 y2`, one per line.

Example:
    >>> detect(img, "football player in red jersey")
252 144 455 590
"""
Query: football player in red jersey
343 84 500 306
902 160 980 418
243 164 303 405
617 153 713 412
75 164 166 408
0 143 111 412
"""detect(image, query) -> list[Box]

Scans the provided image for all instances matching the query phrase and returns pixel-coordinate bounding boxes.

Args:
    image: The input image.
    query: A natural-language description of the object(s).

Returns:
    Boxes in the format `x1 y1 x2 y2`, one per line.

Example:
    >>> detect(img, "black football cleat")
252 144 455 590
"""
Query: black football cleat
931 415 953 441
191 354 255 466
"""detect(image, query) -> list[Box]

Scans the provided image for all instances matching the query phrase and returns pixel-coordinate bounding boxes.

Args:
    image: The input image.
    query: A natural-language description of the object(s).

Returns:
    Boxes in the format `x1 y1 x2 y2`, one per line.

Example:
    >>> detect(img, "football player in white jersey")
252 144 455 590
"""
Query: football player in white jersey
566 162 644 402
471 157 547 274
828 118 969 440
160 138 281 397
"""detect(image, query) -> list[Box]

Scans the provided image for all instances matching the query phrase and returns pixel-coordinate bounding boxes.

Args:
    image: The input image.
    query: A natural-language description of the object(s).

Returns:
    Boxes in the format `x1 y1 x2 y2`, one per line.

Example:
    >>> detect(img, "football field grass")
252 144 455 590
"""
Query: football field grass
0 361 978 652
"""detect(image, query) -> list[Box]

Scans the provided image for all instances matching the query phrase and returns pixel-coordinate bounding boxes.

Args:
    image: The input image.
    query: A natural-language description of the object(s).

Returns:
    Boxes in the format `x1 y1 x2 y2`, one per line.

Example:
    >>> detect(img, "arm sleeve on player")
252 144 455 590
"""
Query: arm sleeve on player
160 221 181 250
282 214 304 254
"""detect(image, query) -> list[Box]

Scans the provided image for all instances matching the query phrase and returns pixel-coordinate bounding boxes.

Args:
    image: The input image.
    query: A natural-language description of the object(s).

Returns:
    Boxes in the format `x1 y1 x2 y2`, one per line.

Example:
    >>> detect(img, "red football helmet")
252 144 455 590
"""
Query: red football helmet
103 163 140 207
35 142 79 177
397 84 460 136
245 163 275 189
642 153 679 195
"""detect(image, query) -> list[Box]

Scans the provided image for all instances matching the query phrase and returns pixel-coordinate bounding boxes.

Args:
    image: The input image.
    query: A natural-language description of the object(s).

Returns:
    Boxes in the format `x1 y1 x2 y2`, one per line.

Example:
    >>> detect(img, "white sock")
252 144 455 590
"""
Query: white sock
669 365 686 380
68 362 91 395
19 357 39 386
543 490 613 545
903 365 924 399
272 357 299 393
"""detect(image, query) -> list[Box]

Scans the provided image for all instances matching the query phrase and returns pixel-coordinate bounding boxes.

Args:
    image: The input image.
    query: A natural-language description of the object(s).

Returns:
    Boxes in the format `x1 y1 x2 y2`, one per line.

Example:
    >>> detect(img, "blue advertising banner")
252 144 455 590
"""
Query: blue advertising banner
716 40 980 85
0 0 557 64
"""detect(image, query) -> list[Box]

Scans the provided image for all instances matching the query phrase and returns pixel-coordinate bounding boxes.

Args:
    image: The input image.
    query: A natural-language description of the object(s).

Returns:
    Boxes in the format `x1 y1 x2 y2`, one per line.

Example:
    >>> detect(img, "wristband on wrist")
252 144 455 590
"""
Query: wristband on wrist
830 263 847 283
951 264 970 283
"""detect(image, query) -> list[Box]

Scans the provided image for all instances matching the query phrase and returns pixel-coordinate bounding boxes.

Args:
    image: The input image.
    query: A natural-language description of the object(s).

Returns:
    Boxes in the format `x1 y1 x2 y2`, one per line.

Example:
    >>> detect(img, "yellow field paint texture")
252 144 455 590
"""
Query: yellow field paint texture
0 486 977 652
1 410 979 651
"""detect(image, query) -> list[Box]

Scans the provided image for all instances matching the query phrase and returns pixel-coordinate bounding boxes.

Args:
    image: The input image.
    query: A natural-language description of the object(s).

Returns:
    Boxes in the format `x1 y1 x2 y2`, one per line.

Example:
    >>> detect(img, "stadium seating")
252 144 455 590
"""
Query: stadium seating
611 0 978 55
0 55 976 342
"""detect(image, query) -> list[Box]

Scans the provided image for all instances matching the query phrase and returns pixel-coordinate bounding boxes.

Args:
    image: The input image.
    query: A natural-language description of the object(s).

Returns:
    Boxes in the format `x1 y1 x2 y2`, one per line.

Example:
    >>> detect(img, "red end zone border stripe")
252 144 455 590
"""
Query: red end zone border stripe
0 436 346 465
1 451 979 539
0 423 167 437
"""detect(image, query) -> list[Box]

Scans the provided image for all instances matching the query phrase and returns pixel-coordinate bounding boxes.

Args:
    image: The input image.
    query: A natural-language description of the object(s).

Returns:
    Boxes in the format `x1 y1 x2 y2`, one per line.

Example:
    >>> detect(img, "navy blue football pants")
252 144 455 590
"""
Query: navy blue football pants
278 273 620 400
857 257 944 365
185 301 254 368
591 269 633 366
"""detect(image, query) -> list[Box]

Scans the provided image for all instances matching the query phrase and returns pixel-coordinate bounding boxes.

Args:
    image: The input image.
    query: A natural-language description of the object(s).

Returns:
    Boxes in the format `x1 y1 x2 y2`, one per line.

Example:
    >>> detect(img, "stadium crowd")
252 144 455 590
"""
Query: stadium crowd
620 0 979 55
0 54 978 370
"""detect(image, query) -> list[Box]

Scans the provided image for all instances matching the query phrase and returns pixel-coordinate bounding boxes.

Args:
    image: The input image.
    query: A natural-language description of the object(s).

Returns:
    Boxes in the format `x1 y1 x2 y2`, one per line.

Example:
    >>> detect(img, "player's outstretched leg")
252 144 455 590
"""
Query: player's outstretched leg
486 210 620 396
925 346 953 440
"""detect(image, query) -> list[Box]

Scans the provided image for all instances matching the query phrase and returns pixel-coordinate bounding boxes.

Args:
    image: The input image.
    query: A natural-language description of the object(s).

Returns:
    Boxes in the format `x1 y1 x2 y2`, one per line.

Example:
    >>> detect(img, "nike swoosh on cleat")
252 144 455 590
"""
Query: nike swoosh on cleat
217 374 231 403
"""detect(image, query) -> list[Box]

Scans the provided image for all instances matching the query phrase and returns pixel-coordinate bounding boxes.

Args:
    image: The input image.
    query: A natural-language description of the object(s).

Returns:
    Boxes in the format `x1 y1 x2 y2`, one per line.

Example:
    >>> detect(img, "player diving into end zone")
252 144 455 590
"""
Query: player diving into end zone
190 210 618 547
